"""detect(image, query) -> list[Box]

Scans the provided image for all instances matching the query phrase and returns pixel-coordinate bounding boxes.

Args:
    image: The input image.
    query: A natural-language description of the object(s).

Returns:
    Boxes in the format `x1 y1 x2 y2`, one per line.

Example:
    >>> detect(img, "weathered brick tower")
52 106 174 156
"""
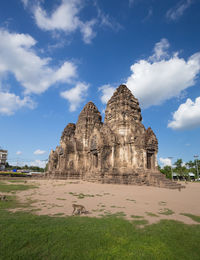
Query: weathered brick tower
47 84 182 189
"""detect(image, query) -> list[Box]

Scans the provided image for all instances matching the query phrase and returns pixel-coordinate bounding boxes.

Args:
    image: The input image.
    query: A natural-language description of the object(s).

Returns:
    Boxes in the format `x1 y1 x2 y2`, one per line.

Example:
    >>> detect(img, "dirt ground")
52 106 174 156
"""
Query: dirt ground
11 179 200 224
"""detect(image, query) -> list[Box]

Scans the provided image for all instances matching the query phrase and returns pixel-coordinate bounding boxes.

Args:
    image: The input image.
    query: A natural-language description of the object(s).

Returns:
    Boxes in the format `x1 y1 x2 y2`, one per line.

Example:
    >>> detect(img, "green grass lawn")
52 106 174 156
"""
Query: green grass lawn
0 181 38 192
0 181 200 259
180 213 200 223
0 209 200 260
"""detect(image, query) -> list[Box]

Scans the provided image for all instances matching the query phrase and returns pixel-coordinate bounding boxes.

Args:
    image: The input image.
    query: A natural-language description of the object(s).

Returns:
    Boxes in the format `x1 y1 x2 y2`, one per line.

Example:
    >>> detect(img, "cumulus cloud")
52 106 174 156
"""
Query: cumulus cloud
79 20 97 44
16 151 22 155
168 97 200 130
98 84 115 104
126 38 200 108
34 0 80 32
60 82 89 111
53 61 77 83
0 92 35 115
166 0 193 21
160 157 172 167
34 0 96 44
149 38 170 62
34 149 46 155
30 159 46 168
0 29 77 95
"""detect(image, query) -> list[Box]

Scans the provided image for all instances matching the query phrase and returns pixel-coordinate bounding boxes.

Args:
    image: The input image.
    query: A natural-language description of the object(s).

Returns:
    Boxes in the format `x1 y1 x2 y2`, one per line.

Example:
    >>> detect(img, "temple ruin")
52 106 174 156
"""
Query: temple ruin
47 84 182 189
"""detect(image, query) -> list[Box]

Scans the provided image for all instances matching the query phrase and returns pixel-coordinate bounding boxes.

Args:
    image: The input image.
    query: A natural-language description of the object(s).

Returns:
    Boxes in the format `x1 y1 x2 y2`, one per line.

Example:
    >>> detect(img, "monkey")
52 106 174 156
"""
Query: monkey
0 195 7 201
72 204 86 215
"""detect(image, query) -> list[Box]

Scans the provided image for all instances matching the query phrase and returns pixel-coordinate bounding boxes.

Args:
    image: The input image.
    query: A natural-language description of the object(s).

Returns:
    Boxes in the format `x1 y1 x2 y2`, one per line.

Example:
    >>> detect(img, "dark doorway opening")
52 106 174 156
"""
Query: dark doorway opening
92 152 98 168
147 152 153 169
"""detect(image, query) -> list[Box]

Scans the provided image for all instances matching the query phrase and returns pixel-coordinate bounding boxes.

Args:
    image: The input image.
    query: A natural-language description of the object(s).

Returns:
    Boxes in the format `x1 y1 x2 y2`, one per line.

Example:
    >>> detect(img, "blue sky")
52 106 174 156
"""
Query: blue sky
0 0 200 168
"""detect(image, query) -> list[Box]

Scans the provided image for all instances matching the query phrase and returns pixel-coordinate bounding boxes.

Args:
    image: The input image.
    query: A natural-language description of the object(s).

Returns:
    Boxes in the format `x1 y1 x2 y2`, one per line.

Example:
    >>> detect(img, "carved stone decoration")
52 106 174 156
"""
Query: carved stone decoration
47 85 183 189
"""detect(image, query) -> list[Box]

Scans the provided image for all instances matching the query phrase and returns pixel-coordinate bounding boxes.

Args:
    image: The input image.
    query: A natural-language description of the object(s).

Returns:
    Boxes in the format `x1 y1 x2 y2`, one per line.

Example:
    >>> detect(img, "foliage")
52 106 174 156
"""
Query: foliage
0 172 27 176
173 159 188 176
160 158 200 179
160 166 172 179
186 160 195 169
5 163 45 172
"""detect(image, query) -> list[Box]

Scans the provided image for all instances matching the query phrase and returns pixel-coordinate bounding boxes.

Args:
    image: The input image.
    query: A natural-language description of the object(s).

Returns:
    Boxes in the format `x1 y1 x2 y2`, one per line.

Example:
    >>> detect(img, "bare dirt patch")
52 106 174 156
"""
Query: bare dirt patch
15 179 200 224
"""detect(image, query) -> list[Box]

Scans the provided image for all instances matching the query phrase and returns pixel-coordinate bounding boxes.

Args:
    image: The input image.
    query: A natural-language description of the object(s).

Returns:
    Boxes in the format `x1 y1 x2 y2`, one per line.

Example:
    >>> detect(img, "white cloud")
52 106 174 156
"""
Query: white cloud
98 84 115 104
0 92 35 115
79 20 97 44
166 0 193 21
16 151 22 155
0 29 77 95
126 38 200 108
142 8 153 22
168 97 200 130
94 2 122 32
149 38 170 62
53 61 77 83
160 157 172 167
34 149 46 155
30 159 46 168
34 0 96 44
10 159 47 168
60 82 89 111
34 0 80 32
21 0 29 7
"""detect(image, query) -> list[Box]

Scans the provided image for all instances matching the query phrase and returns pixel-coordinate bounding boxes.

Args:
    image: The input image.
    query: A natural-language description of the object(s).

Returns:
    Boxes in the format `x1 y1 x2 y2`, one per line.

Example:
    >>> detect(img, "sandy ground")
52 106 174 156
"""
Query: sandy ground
8 179 200 225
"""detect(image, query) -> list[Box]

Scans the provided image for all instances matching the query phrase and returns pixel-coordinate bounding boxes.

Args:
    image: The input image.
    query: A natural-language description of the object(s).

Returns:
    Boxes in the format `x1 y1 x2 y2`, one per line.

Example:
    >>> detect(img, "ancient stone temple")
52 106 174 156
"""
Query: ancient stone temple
47 84 182 189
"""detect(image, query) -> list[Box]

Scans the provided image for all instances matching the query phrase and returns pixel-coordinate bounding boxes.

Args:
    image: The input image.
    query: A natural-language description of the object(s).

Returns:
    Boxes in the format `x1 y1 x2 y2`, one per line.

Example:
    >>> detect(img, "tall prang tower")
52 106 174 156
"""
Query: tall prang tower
47 84 182 189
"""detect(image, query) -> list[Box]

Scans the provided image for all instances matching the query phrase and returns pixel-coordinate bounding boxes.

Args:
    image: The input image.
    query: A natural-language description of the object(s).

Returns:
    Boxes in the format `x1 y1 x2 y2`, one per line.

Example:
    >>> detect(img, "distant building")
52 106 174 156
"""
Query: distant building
0 149 8 170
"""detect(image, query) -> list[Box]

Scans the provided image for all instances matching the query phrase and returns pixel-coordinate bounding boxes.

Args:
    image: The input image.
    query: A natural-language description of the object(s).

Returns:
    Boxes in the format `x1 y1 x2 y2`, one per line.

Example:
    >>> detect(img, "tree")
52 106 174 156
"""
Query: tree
174 159 182 168
5 162 10 168
160 166 172 179
193 159 200 179
174 159 185 176
186 160 195 169
160 157 199 181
